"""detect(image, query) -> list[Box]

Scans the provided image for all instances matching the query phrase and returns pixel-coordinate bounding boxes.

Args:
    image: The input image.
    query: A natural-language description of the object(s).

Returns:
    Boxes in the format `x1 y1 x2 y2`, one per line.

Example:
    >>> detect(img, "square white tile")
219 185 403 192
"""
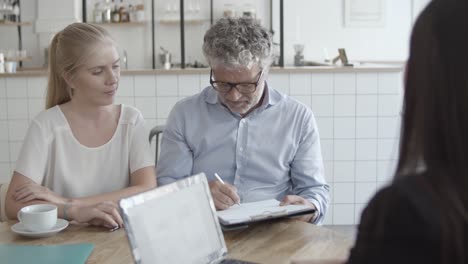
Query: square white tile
333 204 355 225
354 203 367 224
0 142 9 162
356 139 377 161
311 73 333 95
315 117 333 139
356 95 378 116
356 73 378 94
334 73 356 94
334 95 355 117
292 95 311 109
9 141 22 163
268 73 290 94
117 75 134 97
0 78 5 97
355 182 377 203
0 121 8 141
6 78 27 98
134 75 156 96
377 160 397 182
334 117 355 139
115 96 135 107
0 100 6 120
355 161 377 182
135 97 157 119
334 139 355 161
378 117 400 138
334 161 355 182
311 95 334 117
199 73 210 91
156 118 167 126
179 75 201 96
324 161 333 183
7 99 29 119
377 139 399 160
333 182 355 203
0 162 11 183
156 75 178 96
8 120 29 141
322 204 333 225
378 72 402 94
320 139 334 161
28 99 45 119
356 117 377 139
27 77 47 98
289 73 311 95
157 97 180 119
378 95 401 116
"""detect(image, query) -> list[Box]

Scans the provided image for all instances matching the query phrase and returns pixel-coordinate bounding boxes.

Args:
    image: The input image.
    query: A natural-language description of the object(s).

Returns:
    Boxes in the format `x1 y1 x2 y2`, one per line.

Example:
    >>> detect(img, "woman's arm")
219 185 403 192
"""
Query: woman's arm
72 166 156 206
6 167 156 221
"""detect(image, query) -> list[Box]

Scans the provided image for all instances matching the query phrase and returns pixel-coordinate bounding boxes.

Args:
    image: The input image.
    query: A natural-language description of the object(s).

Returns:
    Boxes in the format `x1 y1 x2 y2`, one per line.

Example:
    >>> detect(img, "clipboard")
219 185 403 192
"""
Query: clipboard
216 199 316 230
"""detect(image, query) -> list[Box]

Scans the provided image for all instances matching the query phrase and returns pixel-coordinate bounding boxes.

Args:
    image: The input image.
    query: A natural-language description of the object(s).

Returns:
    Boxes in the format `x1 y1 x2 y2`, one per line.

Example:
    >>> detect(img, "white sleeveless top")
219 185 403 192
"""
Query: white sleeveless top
15 104 154 198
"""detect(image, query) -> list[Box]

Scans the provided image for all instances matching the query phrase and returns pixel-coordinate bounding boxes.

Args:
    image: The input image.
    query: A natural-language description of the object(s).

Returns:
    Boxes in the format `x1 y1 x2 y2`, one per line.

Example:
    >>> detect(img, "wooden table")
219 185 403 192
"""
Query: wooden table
0 220 353 264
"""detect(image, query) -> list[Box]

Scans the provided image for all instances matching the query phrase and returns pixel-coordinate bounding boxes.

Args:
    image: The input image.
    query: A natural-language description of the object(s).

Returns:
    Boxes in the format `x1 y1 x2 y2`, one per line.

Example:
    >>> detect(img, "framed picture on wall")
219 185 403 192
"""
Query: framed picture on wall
344 0 386 27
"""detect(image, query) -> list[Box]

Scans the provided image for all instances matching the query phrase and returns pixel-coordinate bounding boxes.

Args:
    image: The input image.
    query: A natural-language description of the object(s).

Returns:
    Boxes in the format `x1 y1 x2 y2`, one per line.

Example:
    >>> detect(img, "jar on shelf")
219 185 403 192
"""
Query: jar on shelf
93 3 103 23
242 4 256 19
223 4 236 18
135 4 145 22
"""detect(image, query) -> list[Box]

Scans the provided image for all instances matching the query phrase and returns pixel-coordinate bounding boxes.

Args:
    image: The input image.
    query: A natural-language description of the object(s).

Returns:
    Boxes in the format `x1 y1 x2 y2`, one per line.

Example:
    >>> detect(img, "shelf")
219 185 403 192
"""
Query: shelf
0 21 32 26
158 18 208 25
90 21 147 26
6 56 32 62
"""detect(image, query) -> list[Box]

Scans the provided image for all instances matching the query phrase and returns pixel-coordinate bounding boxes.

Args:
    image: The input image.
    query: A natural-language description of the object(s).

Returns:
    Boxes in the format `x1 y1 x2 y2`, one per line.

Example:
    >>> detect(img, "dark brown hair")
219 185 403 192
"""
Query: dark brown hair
397 0 468 262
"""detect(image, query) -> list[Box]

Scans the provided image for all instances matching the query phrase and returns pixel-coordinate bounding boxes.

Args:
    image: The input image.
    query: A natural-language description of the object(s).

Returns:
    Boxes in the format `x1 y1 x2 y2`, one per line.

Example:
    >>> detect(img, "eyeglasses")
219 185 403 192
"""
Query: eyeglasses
209 69 263 94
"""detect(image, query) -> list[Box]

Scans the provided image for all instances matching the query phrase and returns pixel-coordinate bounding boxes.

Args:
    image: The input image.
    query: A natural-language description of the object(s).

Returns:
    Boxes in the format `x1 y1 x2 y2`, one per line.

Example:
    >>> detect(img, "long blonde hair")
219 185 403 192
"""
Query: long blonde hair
46 23 115 109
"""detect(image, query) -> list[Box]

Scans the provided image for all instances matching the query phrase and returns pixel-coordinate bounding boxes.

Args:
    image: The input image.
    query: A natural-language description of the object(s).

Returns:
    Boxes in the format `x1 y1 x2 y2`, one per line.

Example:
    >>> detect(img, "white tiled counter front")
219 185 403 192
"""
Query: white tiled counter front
0 66 403 225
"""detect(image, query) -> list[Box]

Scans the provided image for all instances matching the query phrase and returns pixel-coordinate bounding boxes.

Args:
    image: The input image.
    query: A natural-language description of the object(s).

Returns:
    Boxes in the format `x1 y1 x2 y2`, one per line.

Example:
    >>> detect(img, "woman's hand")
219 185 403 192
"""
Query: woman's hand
14 182 67 204
68 201 124 230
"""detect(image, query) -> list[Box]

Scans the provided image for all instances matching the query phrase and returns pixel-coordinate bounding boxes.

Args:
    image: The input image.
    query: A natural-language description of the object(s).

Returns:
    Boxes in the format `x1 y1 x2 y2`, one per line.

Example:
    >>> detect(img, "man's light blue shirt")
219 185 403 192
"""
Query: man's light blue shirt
157 84 330 223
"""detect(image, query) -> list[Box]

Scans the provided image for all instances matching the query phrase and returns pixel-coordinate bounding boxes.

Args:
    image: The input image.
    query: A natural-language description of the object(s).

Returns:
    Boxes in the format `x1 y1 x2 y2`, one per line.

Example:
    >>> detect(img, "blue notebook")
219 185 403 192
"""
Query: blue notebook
0 243 94 264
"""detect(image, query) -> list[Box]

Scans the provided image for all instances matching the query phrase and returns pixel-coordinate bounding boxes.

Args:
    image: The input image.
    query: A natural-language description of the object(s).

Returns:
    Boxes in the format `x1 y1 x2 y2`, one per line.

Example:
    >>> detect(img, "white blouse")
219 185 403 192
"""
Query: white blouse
15 104 154 198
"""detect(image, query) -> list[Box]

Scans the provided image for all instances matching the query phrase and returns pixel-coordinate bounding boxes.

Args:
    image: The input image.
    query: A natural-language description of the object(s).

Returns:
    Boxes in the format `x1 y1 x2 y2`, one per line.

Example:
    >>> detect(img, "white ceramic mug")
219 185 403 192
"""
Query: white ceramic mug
17 204 57 232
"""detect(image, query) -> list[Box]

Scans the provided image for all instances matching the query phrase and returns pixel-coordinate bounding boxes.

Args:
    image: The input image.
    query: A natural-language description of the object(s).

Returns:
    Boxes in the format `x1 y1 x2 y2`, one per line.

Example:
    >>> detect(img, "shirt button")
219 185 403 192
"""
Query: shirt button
241 119 246 123
239 147 244 152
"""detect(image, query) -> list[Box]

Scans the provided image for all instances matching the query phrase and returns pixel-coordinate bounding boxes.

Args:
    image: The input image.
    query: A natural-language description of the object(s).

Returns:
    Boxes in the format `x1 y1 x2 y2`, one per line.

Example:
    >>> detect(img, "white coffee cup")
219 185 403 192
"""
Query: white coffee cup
17 204 58 232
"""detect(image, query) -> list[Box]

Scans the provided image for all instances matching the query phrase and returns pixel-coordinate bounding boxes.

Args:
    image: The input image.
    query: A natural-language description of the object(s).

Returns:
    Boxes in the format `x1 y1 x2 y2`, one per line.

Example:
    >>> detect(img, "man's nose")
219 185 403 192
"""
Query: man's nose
225 86 242 100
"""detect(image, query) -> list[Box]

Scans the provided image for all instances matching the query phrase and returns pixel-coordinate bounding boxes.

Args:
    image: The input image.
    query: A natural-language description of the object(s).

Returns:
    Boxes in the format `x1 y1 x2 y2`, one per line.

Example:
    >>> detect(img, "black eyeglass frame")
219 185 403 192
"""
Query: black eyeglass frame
209 69 264 94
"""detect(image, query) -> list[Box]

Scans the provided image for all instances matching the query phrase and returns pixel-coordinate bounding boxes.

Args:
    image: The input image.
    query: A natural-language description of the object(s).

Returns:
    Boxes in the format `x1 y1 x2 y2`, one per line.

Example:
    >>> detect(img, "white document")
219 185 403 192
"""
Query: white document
216 199 313 225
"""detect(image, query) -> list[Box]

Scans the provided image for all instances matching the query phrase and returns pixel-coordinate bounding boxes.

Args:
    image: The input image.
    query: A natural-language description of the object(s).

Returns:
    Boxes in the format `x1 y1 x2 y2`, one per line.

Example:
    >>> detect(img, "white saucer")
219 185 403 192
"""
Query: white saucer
11 218 69 238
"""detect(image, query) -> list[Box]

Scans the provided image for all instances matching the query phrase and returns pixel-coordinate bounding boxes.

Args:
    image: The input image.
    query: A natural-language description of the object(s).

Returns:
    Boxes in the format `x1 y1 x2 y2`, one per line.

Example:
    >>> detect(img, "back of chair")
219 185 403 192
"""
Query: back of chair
149 125 165 165
0 183 9 222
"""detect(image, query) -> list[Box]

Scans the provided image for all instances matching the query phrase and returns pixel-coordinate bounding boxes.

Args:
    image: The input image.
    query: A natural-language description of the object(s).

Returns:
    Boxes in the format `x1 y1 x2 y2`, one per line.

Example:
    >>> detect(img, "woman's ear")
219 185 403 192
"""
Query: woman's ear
62 72 75 89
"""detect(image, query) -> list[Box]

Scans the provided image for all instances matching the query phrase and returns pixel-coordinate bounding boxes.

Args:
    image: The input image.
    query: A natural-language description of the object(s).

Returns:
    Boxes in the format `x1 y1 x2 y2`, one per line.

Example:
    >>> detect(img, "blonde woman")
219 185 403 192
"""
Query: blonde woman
5 23 156 230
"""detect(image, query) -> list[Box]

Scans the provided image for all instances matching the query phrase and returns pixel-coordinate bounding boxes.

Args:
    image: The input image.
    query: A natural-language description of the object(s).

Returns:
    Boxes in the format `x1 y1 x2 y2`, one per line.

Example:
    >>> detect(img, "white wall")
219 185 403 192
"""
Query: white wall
0 0 431 68
281 0 412 64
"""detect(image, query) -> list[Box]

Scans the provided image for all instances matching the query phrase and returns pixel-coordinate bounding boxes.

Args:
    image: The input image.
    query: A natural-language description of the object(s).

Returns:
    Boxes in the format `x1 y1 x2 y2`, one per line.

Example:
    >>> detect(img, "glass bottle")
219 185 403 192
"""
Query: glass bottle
102 0 112 23
111 0 120 23
93 2 103 23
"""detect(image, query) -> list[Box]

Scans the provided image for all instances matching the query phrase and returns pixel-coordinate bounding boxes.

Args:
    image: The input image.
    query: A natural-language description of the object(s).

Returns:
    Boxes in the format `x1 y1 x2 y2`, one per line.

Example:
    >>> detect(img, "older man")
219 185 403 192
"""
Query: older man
157 18 329 223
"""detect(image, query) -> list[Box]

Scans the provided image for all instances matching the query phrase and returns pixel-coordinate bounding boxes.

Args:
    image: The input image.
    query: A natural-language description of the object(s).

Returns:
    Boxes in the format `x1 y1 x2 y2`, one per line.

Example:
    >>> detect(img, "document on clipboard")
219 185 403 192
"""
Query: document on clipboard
216 199 316 229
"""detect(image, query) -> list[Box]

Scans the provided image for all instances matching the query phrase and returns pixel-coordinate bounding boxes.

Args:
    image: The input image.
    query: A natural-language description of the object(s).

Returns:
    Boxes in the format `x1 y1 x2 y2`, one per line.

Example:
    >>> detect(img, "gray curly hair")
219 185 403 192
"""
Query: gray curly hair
203 18 274 69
